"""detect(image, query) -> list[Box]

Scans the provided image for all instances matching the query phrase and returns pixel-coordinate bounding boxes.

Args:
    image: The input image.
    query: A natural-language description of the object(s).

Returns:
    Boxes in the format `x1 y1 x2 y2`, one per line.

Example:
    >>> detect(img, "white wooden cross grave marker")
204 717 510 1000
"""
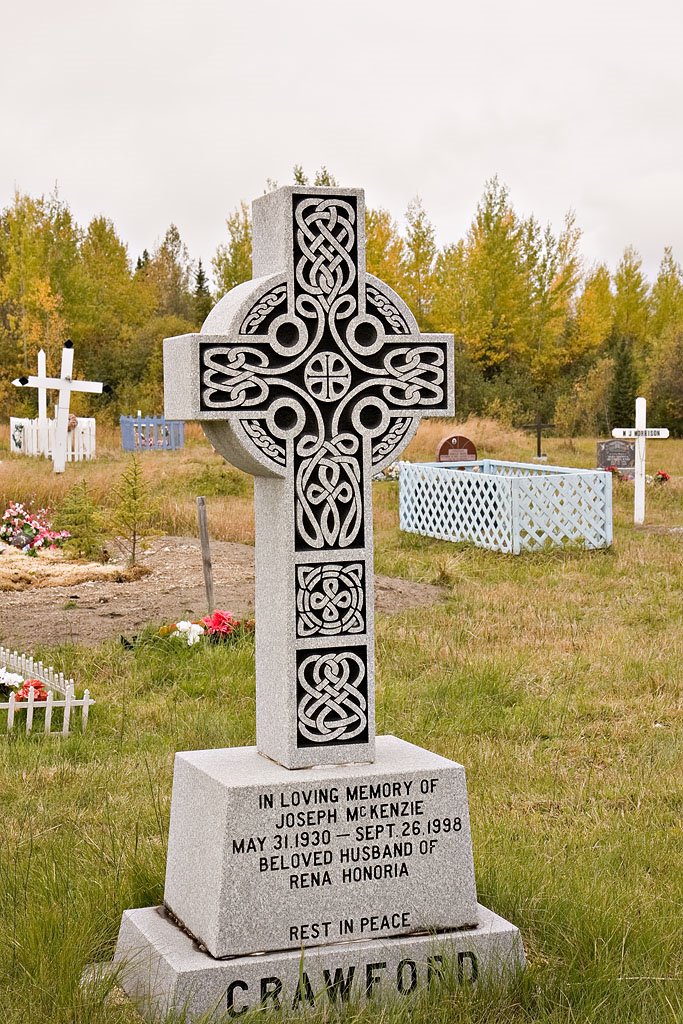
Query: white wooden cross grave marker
12 340 104 473
612 396 670 525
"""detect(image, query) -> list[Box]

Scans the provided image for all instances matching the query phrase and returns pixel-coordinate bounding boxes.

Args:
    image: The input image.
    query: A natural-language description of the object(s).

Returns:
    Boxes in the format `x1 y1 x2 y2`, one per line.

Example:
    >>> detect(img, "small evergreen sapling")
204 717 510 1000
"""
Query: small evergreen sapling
55 481 106 561
111 454 156 566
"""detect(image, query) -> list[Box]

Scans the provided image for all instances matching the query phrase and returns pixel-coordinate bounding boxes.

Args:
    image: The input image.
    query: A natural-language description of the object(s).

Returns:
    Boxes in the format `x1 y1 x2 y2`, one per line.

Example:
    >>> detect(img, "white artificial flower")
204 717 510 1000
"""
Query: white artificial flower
186 624 204 646
172 621 205 646
0 668 23 687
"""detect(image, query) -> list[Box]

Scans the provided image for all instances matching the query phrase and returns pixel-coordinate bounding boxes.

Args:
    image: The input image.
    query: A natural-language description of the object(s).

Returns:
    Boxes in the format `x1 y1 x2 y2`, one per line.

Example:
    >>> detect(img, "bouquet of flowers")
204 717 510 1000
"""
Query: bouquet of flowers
604 465 624 482
15 680 49 701
373 460 407 482
0 667 48 700
654 470 671 485
158 609 255 647
0 502 70 556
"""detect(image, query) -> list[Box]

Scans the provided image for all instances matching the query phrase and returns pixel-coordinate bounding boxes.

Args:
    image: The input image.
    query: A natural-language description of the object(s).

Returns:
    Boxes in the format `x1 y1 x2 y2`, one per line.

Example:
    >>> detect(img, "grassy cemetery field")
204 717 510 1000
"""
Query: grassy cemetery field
0 417 681 1023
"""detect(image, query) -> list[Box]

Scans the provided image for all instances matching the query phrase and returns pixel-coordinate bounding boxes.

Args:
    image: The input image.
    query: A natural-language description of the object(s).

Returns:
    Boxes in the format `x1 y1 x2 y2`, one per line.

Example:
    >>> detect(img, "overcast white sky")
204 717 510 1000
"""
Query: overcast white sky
2 0 681 282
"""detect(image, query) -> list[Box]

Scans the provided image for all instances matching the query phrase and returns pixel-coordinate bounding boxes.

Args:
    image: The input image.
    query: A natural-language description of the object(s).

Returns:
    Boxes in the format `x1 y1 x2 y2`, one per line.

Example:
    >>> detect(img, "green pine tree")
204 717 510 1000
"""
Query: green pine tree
194 258 213 324
111 454 157 566
135 249 150 273
54 480 106 561
608 337 639 429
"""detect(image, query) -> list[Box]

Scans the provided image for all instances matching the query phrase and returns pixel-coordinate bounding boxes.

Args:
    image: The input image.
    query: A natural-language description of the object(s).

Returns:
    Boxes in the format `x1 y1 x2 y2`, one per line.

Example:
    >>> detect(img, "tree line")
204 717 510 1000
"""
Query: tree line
2 166 682 434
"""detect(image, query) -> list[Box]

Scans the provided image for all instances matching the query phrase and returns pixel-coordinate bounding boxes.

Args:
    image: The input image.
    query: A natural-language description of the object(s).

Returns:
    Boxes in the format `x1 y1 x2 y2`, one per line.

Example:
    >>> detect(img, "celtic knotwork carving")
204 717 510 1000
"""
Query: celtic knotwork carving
178 188 454 758
242 419 286 466
297 649 368 744
296 434 362 549
296 562 365 637
295 198 356 312
240 284 287 334
201 346 271 409
382 347 446 406
366 285 409 335
304 352 352 402
371 416 415 465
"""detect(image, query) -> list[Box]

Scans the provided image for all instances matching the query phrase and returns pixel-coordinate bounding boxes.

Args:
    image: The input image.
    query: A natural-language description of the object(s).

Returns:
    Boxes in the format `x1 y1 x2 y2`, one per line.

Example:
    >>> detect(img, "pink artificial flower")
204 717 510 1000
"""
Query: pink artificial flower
201 610 236 636
15 680 49 702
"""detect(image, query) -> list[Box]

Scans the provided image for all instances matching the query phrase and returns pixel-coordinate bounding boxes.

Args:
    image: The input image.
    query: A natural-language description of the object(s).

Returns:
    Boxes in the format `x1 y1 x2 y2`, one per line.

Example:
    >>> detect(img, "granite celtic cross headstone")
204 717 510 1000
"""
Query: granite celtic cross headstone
111 187 523 1020
164 186 453 769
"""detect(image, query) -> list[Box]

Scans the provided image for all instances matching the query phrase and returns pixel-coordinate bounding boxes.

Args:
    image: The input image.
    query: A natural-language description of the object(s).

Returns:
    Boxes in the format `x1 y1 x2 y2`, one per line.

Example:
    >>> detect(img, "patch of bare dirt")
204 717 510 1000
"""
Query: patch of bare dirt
0 537 445 648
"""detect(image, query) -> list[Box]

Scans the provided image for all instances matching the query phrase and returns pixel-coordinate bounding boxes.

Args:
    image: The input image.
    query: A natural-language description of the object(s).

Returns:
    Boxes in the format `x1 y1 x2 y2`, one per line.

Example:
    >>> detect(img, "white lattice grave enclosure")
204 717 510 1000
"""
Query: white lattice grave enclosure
399 460 613 554
10 417 96 461
0 646 94 735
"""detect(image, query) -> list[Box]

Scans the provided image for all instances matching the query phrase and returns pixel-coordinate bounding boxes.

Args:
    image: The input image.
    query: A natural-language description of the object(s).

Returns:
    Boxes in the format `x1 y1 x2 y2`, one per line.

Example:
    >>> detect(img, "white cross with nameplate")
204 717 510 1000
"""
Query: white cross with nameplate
612 396 670 525
12 340 104 473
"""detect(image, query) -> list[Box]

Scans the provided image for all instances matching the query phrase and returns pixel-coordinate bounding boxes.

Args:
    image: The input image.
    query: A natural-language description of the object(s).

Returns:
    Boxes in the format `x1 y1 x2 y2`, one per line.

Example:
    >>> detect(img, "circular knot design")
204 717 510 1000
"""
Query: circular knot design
304 352 352 402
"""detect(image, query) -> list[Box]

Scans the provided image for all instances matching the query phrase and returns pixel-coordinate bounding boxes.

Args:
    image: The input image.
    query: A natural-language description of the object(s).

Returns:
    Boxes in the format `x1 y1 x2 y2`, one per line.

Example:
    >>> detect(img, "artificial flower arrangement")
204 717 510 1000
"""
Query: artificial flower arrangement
0 667 48 701
158 609 255 647
654 470 671 484
604 465 625 481
0 502 70 556
373 460 408 482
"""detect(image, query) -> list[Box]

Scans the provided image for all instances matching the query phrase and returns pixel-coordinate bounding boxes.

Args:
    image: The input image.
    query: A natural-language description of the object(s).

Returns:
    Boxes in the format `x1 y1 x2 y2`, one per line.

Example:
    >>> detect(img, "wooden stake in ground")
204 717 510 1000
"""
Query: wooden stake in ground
612 396 670 525
12 340 104 473
196 496 214 614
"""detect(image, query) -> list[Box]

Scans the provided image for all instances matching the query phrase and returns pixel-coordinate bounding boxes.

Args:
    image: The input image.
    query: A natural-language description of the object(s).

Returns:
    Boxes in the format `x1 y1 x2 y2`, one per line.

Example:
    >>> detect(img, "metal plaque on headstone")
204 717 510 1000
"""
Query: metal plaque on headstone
437 433 477 463
111 186 523 1019
597 439 635 478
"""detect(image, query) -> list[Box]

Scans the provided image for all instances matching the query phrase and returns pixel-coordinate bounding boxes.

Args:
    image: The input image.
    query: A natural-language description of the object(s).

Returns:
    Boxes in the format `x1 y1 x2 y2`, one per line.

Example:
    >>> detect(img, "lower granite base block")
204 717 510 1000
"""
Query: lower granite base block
111 904 524 1021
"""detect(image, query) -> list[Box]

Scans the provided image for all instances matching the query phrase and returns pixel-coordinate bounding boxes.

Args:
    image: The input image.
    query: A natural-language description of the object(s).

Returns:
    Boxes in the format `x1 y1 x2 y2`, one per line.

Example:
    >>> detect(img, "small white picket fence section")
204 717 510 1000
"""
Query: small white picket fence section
10 416 96 461
0 646 93 735
399 460 612 554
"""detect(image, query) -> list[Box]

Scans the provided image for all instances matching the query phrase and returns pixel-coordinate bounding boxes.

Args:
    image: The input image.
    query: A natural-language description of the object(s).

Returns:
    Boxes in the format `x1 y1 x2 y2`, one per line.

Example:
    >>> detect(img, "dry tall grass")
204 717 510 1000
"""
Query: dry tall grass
1 418 681 550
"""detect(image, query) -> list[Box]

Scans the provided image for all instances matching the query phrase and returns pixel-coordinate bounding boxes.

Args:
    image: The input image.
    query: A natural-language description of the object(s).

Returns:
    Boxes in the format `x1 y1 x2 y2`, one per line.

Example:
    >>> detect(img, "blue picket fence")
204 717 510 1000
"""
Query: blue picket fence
120 415 184 452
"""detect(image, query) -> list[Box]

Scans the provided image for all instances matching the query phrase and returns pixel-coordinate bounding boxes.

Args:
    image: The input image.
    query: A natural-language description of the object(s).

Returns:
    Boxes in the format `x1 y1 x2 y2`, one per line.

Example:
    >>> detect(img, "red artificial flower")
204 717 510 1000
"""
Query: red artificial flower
201 609 236 636
15 680 49 702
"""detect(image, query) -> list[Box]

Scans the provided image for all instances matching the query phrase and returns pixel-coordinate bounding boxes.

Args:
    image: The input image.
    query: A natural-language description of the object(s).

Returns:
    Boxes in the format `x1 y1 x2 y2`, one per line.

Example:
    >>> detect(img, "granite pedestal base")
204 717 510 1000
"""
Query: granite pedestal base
113 904 524 1021
164 737 479 958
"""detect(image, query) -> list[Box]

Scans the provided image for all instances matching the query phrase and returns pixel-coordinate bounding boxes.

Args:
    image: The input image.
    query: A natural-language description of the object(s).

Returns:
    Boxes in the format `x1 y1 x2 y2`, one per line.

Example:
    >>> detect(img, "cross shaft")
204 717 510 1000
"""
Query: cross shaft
165 187 454 768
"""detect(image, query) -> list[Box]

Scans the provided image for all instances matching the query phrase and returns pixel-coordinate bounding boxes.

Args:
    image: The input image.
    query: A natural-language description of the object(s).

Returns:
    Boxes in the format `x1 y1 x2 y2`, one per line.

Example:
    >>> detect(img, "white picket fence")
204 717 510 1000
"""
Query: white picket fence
10 416 96 461
399 460 613 554
0 646 93 735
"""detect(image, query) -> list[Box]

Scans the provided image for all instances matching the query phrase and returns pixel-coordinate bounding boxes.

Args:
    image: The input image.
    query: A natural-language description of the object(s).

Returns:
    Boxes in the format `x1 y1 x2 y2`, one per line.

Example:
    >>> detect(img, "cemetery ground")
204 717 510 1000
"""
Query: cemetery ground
0 418 681 1023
